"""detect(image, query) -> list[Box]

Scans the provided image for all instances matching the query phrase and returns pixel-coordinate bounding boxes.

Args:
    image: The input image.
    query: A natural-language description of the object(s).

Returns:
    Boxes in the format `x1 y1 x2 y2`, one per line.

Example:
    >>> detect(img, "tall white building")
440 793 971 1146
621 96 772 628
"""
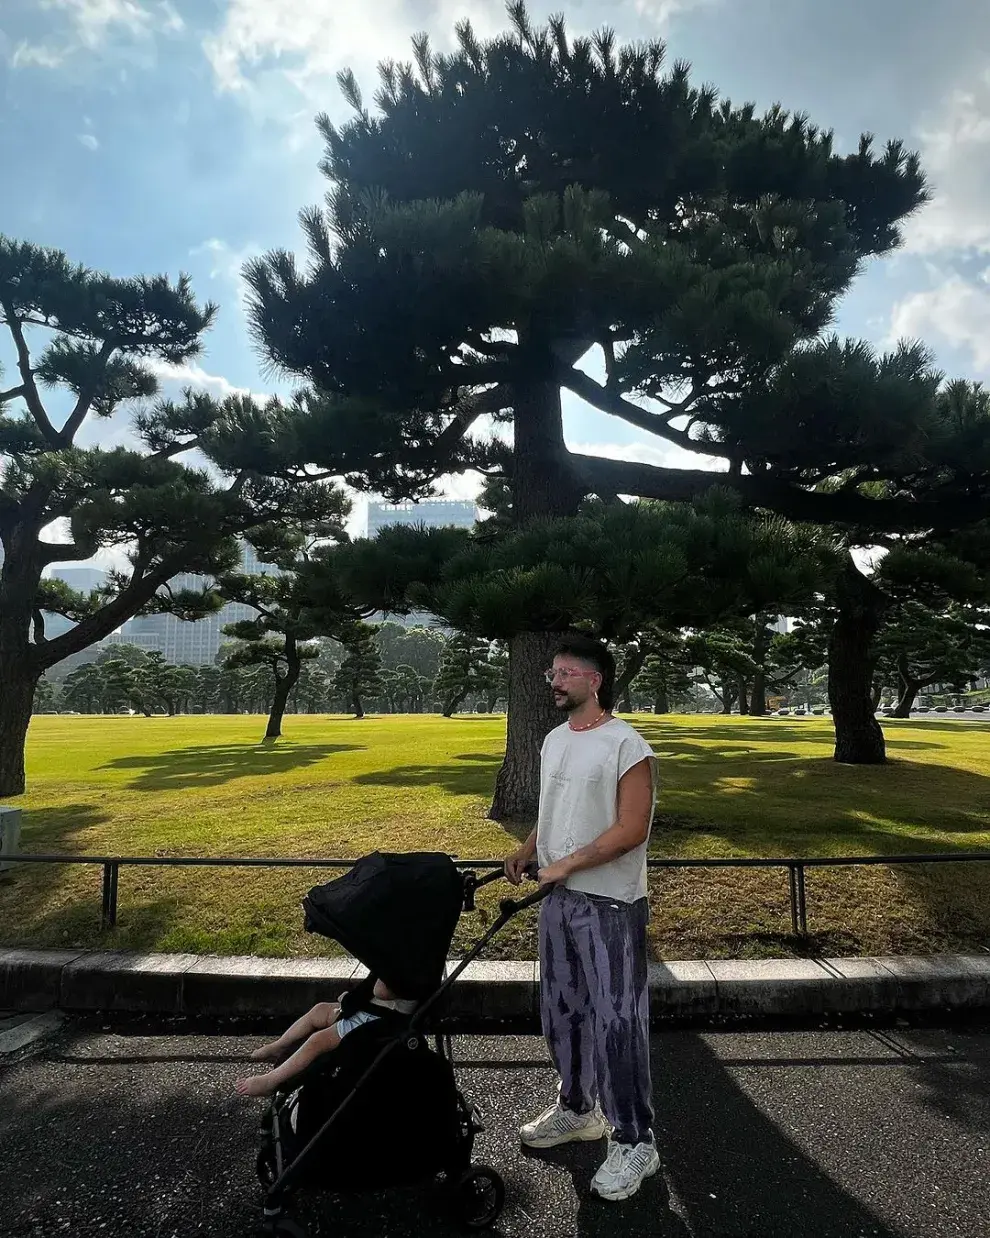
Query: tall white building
364 499 477 628
110 543 282 665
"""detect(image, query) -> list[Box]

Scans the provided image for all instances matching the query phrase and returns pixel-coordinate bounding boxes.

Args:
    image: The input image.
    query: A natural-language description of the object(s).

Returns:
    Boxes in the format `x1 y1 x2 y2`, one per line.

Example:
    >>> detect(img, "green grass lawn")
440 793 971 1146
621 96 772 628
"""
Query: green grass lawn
3 712 990 960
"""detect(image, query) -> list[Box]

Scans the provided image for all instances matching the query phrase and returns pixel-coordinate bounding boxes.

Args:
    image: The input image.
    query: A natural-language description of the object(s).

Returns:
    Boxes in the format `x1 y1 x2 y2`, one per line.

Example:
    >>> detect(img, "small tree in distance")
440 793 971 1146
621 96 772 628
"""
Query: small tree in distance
332 623 384 718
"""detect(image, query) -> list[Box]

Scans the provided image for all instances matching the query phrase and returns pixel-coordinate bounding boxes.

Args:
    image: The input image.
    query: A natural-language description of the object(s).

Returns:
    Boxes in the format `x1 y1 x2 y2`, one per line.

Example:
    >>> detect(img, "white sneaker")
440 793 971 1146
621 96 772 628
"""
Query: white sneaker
591 1139 661 1201
519 1102 609 1149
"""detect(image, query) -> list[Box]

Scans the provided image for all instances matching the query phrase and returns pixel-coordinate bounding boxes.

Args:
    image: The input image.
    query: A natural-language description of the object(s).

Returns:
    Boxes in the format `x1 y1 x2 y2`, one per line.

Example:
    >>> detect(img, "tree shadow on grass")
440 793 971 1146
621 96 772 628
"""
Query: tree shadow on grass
100 743 365 791
634 721 942 753
354 751 504 800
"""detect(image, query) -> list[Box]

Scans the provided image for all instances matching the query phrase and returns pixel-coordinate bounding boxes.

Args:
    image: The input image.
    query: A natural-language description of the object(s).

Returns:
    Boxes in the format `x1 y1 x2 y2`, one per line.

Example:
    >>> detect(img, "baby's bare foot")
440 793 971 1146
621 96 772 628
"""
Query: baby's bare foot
250 1043 281 1062
236 1074 275 1098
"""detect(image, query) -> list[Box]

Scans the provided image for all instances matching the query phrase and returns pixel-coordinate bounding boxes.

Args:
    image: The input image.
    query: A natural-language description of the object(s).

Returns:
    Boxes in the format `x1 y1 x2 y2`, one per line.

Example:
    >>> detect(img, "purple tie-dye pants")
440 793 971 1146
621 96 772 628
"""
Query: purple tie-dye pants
538 884 654 1146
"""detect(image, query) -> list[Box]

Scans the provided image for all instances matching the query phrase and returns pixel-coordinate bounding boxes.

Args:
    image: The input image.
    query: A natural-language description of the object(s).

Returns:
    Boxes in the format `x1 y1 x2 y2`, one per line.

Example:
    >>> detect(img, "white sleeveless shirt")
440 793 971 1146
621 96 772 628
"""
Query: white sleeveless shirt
536 717 657 904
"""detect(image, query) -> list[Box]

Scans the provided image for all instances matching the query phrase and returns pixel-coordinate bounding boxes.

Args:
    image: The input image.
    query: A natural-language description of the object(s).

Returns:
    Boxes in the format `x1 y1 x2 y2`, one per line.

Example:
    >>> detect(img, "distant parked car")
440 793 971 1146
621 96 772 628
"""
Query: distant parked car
778 708 790 715
953 706 967 713
972 705 986 714
812 707 825 715
935 706 948 713
916 706 930 713
793 707 807 716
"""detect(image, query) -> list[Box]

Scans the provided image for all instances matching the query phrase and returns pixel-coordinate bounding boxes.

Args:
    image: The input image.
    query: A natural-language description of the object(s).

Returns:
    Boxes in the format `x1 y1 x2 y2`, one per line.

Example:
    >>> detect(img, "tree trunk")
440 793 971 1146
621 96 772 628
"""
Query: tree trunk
653 690 669 714
893 657 920 719
265 646 301 740
749 670 767 716
737 678 749 716
0 535 44 796
490 630 562 822
614 648 646 712
443 692 467 718
828 557 888 764
488 356 582 822
352 693 365 720
0 661 40 797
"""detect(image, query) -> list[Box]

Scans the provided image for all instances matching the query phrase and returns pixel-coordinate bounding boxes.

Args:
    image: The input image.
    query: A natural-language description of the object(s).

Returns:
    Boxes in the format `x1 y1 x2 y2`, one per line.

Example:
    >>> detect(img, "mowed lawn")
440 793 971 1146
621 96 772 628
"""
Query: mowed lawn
3 713 990 960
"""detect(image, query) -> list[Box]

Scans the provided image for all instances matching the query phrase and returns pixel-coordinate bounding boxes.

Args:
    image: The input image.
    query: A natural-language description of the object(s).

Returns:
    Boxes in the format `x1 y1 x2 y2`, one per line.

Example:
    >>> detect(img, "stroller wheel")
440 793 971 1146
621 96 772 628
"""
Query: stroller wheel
453 1165 505 1230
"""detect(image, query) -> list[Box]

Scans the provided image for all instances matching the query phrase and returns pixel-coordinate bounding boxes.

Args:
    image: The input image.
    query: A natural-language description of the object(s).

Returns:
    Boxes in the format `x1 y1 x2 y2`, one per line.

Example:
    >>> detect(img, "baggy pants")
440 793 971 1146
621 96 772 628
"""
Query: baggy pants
538 884 654 1146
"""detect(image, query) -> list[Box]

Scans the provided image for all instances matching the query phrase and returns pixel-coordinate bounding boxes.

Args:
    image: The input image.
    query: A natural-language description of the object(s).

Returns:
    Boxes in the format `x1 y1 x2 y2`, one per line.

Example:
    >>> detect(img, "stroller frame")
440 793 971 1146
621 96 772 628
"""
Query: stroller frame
257 866 549 1236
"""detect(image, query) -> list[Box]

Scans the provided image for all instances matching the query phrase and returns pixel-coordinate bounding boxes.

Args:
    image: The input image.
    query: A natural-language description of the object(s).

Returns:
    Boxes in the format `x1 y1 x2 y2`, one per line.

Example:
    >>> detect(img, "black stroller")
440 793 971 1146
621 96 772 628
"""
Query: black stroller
253 851 548 1236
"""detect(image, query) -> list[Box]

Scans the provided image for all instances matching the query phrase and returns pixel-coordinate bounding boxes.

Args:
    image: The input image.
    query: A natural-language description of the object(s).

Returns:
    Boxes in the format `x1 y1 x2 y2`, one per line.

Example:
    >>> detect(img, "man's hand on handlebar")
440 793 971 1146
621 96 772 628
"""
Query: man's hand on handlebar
504 832 537 886
504 850 531 886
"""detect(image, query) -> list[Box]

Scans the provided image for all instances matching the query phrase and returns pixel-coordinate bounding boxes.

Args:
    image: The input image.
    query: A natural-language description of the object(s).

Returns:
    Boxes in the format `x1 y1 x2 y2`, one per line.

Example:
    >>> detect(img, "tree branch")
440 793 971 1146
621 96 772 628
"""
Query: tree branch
567 451 989 533
60 338 116 445
0 384 25 403
38 539 99 568
559 369 699 452
2 307 60 445
150 437 200 461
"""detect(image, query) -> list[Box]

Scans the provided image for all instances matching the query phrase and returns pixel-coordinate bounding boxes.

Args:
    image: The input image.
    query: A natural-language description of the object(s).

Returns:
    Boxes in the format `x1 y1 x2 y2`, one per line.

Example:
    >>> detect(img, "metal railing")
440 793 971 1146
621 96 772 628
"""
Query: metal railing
4 850 990 938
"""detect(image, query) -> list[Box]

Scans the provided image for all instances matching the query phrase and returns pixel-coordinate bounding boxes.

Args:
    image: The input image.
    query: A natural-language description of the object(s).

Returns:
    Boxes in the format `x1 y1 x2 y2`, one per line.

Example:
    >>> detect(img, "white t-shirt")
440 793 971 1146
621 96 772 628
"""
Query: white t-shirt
536 717 657 904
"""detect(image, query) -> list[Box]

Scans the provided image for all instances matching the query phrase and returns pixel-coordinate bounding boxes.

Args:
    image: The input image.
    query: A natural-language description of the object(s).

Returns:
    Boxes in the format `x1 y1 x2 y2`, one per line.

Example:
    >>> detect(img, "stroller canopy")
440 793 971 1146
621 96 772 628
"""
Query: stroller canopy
302 852 464 1001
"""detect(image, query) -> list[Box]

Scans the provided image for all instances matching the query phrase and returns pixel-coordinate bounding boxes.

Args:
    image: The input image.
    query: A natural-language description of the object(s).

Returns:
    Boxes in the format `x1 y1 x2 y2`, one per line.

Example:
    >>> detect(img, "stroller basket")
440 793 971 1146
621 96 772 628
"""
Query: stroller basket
256 852 549 1237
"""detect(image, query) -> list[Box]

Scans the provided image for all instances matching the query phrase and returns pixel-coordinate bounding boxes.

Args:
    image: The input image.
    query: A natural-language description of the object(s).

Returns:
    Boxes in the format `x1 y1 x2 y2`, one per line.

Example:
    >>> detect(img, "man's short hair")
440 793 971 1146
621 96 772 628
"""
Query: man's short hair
553 634 616 711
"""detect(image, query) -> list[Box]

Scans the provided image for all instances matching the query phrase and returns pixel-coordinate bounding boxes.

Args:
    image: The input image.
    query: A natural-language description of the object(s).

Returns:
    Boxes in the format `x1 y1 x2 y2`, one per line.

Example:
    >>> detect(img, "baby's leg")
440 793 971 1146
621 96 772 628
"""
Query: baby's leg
237 1026 341 1098
250 1002 339 1062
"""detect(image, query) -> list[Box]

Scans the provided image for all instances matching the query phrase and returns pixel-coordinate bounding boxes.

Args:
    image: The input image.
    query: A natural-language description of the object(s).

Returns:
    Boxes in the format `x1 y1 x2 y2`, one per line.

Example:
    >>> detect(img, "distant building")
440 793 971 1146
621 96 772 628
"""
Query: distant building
364 499 476 628
50 566 107 594
109 542 282 665
365 499 477 538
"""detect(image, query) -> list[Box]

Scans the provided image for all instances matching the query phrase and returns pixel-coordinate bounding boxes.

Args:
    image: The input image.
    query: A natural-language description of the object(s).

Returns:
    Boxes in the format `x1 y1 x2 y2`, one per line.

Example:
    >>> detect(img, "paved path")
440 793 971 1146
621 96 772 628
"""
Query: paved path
2 1017 989 1238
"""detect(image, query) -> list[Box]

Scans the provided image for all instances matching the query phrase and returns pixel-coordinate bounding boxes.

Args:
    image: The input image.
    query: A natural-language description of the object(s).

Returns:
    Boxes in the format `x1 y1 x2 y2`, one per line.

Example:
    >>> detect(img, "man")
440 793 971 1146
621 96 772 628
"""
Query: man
505 634 659 1202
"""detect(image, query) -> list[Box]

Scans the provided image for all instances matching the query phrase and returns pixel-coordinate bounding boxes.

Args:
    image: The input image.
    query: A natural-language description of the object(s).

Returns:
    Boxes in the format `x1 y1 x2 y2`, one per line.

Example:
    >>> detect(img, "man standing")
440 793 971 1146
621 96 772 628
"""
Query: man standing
505 634 659 1202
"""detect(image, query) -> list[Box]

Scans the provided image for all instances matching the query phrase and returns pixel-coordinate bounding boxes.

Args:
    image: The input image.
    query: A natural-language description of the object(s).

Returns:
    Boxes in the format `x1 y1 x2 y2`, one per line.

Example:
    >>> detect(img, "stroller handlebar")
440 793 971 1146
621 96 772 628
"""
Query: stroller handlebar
462 861 555 916
499 881 554 917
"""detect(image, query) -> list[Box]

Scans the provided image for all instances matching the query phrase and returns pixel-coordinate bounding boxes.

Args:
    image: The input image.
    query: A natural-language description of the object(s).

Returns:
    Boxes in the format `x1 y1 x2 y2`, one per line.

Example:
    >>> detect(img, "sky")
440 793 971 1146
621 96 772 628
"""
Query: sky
2 0 990 552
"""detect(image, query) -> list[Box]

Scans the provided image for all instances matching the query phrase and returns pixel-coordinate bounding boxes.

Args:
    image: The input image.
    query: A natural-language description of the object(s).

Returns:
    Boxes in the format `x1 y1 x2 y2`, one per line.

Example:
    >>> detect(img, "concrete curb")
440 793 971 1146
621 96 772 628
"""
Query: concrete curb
4 948 990 1023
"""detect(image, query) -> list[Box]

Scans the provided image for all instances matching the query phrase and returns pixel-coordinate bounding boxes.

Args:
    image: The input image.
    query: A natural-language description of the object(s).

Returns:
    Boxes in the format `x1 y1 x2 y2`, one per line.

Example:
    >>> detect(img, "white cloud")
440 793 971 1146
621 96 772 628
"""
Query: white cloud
904 64 990 256
10 42 66 69
145 359 255 400
189 237 261 283
204 0 505 105
12 0 184 70
77 132 99 151
888 272 990 373
633 0 717 25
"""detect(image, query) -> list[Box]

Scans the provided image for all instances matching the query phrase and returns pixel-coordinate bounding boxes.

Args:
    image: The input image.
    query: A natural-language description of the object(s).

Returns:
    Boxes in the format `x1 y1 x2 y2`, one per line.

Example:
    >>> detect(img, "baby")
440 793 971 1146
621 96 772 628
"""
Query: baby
235 978 416 1098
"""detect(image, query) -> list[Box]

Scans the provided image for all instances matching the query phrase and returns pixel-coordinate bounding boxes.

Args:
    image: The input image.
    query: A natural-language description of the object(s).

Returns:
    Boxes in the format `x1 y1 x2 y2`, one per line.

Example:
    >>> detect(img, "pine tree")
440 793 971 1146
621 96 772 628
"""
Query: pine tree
245 6 989 809
218 494 353 740
0 237 332 794
332 624 384 718
433 633 496 717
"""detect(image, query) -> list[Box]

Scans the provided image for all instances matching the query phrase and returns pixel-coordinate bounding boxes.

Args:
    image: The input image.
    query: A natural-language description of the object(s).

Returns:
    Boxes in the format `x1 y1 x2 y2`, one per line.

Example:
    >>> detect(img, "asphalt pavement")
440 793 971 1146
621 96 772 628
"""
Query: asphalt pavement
2 1016 989 1238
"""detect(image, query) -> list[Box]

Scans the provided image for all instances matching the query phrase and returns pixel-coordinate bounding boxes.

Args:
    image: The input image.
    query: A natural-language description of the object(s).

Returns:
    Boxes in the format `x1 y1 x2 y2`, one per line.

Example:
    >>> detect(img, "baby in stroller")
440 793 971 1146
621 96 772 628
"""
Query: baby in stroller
236 978 417 1097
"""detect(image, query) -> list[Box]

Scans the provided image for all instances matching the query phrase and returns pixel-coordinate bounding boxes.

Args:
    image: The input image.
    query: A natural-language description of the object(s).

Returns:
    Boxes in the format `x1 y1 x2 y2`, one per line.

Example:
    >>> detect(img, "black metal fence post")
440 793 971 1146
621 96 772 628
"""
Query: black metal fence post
795 863 808 935
100 860 119 930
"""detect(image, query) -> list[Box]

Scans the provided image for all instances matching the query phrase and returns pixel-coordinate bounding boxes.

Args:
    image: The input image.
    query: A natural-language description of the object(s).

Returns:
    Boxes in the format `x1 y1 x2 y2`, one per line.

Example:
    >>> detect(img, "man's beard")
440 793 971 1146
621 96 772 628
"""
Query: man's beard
553 690 578 712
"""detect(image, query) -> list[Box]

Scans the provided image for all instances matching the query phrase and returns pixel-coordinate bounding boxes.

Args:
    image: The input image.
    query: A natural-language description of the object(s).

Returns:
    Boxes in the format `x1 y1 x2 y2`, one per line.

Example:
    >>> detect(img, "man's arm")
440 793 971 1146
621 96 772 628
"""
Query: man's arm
538 758 654 885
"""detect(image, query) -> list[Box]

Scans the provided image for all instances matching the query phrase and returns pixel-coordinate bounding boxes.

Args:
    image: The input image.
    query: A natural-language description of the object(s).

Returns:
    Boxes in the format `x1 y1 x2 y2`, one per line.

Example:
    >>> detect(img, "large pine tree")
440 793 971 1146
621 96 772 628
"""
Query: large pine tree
245 4 990 815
